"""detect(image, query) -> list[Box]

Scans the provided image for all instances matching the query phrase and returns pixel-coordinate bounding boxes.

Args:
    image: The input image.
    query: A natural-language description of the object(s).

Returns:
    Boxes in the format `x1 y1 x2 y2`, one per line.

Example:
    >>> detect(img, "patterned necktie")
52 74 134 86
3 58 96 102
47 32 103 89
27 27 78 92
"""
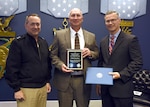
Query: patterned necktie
75 33 80 49
109 35 115 55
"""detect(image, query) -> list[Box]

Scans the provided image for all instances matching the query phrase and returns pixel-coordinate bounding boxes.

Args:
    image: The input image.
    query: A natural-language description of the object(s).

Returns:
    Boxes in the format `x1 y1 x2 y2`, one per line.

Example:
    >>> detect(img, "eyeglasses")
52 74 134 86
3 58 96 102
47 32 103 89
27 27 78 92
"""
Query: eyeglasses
105 18 118 24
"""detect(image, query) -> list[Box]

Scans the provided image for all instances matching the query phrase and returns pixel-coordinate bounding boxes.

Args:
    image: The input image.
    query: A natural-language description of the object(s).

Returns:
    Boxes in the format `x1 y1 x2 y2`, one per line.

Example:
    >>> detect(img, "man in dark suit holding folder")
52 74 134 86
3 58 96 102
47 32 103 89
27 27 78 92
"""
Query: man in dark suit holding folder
97 11 143 107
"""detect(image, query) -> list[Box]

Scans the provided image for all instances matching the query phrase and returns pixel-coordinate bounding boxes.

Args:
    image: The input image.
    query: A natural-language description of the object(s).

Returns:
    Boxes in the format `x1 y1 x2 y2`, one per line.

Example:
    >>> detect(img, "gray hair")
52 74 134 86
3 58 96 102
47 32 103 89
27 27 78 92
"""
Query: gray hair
25 13 40 24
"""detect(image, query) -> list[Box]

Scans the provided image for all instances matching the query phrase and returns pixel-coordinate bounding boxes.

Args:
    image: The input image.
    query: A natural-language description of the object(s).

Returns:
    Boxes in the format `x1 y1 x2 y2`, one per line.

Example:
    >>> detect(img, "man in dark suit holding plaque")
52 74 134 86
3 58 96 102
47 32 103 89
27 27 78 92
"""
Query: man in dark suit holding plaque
50 8 99 107
96 11 143 107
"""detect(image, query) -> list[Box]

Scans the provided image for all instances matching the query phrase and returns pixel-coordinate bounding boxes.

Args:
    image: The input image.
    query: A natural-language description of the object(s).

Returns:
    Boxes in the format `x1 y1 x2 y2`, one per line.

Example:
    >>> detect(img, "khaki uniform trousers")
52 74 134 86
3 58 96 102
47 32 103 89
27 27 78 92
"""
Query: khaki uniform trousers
17 85 47 107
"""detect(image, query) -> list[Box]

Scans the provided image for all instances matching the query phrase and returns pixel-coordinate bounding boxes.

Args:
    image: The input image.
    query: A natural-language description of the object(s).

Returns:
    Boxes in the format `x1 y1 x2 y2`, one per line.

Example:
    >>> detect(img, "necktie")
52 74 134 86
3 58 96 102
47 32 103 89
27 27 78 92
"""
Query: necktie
109 35 115 55
75 33 80 49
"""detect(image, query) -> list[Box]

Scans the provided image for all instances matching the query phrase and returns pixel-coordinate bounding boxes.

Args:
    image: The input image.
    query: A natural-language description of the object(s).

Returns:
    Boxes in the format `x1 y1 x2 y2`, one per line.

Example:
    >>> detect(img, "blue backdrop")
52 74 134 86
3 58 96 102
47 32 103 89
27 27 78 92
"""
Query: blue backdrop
0 0 150 101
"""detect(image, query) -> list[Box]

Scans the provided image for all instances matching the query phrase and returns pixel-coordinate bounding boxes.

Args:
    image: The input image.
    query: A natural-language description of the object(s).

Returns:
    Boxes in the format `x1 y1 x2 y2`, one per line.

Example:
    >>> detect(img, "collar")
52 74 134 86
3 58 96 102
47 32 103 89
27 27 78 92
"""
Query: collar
109 29 121 38
70 27 83 37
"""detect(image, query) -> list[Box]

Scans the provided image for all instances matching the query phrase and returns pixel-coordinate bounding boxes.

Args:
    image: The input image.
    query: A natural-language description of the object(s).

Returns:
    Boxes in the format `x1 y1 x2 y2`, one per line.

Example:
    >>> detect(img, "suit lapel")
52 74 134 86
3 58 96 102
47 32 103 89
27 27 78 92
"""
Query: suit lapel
112 31 124 54
65 28 71 49
104 35 110 57
83 30 89 47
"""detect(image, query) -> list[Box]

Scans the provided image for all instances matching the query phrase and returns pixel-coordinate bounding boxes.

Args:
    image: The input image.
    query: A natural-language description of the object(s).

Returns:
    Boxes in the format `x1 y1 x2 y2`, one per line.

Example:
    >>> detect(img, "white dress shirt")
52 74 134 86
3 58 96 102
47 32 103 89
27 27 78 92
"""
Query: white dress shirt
70 27 85 49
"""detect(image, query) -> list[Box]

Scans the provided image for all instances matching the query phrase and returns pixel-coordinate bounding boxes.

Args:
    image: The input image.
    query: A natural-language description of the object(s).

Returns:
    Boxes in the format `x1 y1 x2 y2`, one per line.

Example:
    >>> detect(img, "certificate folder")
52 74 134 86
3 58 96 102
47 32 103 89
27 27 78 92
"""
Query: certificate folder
85 67 113 85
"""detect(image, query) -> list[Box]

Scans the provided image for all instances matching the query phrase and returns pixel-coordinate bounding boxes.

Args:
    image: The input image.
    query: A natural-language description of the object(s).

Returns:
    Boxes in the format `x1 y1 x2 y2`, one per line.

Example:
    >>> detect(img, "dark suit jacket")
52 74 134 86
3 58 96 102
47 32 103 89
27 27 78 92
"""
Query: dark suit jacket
98 31 143 98
51 28 99 91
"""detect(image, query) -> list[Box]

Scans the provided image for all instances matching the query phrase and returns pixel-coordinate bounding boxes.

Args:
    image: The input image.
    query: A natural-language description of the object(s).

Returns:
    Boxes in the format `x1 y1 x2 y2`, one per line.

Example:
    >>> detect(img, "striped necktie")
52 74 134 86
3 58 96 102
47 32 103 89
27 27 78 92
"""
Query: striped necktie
109 35 115 55
75 33 80 49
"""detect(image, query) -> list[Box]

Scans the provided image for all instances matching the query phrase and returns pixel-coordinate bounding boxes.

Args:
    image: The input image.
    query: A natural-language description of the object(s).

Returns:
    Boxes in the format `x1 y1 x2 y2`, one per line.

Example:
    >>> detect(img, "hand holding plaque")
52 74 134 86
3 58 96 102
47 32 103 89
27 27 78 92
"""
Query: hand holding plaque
67 49 83 70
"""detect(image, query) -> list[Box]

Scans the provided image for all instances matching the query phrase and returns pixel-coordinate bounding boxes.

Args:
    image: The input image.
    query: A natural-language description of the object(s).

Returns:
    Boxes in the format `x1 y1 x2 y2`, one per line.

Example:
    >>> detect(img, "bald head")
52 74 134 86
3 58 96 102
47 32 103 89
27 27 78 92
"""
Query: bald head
68 8 83 18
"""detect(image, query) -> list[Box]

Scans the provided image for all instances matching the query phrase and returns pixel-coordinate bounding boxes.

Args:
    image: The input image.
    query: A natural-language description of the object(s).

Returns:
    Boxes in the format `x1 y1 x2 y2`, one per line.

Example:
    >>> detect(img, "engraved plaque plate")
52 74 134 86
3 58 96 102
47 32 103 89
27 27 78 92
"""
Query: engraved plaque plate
67 49 83 70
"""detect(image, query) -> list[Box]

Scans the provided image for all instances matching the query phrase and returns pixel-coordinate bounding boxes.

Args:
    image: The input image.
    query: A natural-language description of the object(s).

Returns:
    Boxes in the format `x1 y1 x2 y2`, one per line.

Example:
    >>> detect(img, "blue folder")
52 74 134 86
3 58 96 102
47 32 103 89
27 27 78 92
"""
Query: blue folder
85 67 113 85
